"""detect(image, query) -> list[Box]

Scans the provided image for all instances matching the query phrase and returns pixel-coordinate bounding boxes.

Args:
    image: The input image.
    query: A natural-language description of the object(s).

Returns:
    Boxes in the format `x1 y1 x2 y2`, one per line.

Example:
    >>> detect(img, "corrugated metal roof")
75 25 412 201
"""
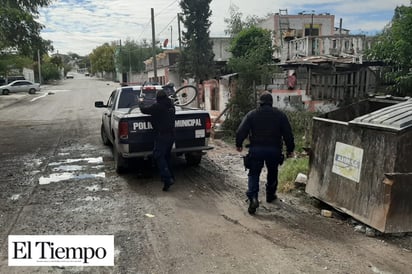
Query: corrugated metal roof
350 99 412 132
284 55 355 65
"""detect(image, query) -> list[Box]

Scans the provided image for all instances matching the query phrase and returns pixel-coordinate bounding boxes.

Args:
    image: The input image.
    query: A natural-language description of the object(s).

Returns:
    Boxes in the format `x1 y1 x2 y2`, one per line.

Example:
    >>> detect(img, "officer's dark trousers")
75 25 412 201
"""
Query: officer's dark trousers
246 146 282 200
153 134 174 184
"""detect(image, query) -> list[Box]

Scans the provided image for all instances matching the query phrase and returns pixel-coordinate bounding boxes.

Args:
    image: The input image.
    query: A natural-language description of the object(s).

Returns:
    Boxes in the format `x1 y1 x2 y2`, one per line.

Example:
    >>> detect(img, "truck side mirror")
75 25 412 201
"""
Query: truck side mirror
95 101 106 108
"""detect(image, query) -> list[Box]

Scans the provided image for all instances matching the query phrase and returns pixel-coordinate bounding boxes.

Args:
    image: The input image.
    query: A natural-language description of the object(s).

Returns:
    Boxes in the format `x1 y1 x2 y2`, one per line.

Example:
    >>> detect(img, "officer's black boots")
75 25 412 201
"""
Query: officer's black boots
162 179 174 192
248 197 259 214
266 194 278 203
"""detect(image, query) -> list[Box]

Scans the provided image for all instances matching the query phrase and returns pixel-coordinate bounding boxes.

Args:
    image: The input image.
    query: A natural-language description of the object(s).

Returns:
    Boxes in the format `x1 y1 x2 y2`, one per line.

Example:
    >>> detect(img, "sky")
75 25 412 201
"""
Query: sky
38 0 411 56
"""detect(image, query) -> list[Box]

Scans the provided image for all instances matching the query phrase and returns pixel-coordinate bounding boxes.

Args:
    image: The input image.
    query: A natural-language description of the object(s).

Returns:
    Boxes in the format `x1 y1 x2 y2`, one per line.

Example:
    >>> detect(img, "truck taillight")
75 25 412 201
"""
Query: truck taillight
119 121 129 139
205 116 212 135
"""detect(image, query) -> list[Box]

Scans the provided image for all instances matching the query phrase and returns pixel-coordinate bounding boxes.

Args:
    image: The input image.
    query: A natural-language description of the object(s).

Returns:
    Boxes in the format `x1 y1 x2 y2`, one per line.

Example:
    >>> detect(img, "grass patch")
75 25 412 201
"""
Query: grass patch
278 156 309 193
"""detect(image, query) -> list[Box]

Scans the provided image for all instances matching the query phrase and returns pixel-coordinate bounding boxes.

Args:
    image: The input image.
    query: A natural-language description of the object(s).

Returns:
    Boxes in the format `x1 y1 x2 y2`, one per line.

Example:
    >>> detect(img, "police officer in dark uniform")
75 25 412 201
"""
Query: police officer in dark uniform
235 91 295 214
139 89 176 191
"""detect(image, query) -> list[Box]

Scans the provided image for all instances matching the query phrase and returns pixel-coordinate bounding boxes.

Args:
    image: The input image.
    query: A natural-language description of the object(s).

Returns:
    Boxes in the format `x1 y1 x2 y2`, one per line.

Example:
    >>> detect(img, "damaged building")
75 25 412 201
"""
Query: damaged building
259 10 378 112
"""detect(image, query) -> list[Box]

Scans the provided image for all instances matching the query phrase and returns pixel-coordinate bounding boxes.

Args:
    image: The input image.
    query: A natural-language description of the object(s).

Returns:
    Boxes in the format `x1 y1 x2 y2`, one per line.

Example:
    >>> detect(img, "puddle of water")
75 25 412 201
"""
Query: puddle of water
80 196 101 201
86 185 100 191
39 172 105 185
25 158 43 169
49 157 103 166
29 170 41 175
10 194 21 201
60 144 97 152
85 185 109 192
52 165 83 172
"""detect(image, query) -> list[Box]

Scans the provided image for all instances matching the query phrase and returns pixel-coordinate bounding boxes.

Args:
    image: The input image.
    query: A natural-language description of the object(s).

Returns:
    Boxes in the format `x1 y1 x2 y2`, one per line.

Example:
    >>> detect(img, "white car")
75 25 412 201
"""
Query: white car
0 80 41 95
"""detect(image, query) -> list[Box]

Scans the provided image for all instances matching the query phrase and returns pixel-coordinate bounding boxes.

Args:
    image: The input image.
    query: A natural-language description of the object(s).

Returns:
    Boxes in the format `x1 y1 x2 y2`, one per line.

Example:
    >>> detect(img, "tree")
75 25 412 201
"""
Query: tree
366 4 412 96
224 4 261 37
0 54 32 76
114 39 160 75
178 0 215 83
40 59 60 82
89 43 116 74
224 4 244 37
0 0 52 55
223 26 275 132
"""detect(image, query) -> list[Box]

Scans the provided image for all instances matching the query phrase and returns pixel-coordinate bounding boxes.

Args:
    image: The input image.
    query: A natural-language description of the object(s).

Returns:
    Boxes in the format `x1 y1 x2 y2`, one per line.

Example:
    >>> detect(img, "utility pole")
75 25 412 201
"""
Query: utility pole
170 25 173 49
128 50 132 84
37 50 42 85
177 13 182 52
119 39 123 83
151 8 158 82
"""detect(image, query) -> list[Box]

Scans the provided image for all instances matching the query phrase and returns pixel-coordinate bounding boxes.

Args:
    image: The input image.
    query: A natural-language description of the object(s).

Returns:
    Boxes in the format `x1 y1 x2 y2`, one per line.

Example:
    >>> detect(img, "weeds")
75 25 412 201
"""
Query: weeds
278 156 309 193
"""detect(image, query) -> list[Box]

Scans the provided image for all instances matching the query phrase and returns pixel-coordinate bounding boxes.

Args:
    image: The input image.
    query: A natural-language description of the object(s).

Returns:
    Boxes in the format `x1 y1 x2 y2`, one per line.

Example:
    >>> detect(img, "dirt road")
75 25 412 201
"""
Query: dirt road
0 76 410 273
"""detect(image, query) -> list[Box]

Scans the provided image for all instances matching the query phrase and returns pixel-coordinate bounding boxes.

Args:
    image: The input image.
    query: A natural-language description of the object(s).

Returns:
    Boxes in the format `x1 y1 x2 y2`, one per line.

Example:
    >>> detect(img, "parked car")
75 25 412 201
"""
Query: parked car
0 80 41 95
66 74 74 79
6 75 25 83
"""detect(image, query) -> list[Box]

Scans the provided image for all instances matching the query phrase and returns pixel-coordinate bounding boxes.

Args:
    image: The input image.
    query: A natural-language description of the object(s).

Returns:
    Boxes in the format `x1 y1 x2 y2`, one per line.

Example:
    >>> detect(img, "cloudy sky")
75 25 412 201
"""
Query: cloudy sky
38 0 410 56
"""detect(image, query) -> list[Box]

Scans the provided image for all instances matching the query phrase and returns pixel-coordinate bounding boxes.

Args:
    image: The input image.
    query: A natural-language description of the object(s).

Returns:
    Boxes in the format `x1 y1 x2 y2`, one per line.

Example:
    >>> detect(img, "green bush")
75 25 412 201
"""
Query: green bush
284 110 319 152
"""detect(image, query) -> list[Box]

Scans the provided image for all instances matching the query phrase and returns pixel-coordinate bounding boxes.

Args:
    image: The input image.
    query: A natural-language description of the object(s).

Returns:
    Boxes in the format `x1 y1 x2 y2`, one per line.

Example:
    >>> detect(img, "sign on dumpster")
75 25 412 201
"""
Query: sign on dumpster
332 142 363 183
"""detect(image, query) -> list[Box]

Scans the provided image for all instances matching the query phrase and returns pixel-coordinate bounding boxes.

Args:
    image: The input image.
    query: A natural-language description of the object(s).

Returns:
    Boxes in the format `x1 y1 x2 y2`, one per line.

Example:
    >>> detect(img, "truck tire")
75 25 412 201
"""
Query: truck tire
101 124 111 146
185 152 202 166
113 144 127 173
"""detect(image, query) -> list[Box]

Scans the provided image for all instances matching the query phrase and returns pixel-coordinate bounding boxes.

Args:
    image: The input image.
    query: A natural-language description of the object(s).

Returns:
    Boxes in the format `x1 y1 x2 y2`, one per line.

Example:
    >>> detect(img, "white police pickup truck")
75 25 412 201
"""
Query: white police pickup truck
94 84 213 173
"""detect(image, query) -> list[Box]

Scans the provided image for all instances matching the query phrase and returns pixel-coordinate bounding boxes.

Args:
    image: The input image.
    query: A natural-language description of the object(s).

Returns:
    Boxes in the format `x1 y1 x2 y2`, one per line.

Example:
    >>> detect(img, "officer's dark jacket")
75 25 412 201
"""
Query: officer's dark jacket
235 104 295 154
139 97 176 135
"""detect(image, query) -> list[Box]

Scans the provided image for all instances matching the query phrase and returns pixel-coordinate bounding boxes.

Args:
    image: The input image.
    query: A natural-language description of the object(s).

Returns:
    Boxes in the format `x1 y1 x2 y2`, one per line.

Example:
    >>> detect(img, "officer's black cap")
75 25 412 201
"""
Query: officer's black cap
156 90 167 100
259 91 273 105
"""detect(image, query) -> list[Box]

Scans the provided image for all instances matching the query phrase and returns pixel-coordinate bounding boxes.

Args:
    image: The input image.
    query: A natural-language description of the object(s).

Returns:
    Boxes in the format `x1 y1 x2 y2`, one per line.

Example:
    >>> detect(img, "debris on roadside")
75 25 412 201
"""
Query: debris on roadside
321 209 333 218
294 172 307 189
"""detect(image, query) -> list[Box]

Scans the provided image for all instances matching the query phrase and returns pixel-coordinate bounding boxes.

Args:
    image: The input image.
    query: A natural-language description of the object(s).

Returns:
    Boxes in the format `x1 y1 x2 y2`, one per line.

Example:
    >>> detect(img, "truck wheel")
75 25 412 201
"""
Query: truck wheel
101 124 111 146
185 152 202 166
2 89 9 95
113 144 127 173
28 88 36 94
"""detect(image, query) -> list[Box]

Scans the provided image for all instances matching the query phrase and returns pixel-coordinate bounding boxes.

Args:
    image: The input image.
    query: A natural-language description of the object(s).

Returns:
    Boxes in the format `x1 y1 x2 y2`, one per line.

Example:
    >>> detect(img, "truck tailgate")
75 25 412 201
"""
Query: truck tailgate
123 111 212 155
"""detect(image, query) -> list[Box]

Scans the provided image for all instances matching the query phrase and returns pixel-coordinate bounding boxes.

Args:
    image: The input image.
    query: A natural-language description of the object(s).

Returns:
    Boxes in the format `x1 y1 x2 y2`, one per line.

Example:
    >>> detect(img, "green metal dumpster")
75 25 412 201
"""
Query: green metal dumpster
306 97 412 233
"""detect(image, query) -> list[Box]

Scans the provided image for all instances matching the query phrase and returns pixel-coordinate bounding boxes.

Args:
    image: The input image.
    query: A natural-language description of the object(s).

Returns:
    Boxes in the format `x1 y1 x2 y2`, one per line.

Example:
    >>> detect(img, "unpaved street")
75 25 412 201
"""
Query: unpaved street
0 75 411 273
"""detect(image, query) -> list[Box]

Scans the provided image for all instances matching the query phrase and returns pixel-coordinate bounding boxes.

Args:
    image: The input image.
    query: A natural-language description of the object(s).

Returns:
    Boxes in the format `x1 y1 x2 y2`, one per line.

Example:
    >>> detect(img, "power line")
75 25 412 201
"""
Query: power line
157 15 177 36
155 0 179 18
